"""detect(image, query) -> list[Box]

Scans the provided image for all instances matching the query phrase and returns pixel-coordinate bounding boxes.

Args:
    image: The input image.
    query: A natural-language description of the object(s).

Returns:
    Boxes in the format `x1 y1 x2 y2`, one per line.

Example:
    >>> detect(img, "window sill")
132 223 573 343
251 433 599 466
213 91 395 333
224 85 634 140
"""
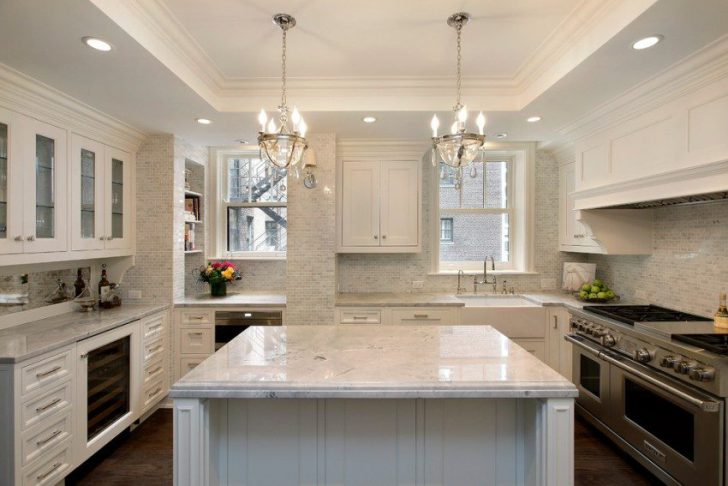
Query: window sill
210 255 286 262
428 270 539 276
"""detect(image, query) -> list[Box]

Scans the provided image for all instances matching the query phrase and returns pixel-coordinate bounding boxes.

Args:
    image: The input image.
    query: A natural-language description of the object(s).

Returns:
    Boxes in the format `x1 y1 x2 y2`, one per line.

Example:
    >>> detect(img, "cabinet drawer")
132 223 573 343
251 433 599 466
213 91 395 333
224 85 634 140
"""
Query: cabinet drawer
142 377 166 412
179 327 214 354
143 356 166 387
21 438 72 486
178 309 213 327
143 313 166 341
513 339 546 362
21 349 73 397
390 308 456 325
143 333 165 363
178 355 208 379
338 309 381 325
21 381 72 431
21 409 72 467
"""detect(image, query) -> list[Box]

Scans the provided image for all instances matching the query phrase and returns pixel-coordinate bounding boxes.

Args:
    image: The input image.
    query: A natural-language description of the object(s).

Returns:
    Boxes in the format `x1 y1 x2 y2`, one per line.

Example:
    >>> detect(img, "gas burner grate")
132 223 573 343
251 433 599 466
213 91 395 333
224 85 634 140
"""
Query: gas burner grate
673 334 728 356
584 305 711 325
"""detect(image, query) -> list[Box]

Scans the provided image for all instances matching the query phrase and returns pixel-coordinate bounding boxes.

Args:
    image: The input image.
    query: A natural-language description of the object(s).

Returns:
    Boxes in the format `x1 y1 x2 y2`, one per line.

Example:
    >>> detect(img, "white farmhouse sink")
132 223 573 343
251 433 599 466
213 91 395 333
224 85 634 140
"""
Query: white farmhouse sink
456 295 538 307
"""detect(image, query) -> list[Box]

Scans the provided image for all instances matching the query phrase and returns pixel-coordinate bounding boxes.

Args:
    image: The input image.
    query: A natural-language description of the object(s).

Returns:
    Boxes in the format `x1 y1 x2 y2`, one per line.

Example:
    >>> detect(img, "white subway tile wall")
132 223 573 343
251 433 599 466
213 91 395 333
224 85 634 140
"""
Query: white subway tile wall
589 200 728 317
336 150 586 293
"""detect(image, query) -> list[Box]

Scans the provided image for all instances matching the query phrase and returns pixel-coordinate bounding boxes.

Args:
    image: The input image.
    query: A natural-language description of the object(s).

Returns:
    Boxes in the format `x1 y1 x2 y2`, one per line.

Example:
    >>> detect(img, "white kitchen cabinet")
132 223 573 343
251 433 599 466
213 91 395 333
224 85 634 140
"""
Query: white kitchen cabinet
513 338 546 362
338 159 420 252
546 307 572 379
71 136 132 252
558 162 599 252
0 111 68 256
390 307 458 326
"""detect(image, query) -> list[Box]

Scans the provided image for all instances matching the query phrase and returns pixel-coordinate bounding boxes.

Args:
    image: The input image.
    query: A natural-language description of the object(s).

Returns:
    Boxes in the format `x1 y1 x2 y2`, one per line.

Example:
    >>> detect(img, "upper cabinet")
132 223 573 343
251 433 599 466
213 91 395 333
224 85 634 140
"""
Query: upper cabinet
0 108 67 255
338 158 421 252
71 136 133 252
558 162 599 252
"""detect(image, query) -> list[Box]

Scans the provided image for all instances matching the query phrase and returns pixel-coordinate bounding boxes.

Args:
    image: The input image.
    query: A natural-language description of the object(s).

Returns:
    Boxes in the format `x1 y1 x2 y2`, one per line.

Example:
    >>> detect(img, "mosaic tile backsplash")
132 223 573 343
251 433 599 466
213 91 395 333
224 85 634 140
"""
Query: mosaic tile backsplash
0 267 90 316
589 200 728 317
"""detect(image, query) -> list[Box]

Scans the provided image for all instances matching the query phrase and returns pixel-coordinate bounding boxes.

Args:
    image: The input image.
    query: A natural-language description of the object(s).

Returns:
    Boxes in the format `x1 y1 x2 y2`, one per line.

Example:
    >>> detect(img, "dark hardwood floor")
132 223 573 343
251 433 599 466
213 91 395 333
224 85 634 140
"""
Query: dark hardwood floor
66 409 660 485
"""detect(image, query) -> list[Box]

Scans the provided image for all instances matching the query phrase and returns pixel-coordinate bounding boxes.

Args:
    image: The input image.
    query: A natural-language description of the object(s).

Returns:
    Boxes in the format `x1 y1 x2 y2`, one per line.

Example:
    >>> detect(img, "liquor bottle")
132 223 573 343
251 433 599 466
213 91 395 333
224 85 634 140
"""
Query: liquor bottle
715 293 728 329
98 265 111 305
74 268 86 297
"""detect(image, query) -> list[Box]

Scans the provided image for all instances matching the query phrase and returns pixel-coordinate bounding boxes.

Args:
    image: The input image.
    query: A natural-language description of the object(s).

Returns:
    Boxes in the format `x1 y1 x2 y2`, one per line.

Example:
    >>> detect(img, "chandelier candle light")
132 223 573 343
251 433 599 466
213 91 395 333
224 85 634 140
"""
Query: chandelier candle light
256 13 316 189
430 12 486 188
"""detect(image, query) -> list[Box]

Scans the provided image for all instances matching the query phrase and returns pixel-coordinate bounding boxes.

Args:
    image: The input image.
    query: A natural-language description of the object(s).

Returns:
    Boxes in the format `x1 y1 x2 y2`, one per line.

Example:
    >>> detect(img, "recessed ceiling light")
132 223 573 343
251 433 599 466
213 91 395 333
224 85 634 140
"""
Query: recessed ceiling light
495 133 508 139
362 116 377 123
526 116 542 123
196 118 212 125
82 36 112 52
632 35 663 50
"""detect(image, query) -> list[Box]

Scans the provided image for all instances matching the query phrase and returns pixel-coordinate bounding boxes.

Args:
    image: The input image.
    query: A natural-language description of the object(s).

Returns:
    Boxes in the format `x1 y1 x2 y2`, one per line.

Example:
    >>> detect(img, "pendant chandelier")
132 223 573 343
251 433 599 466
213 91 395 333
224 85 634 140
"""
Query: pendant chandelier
256 13 316 188
430 12 486 172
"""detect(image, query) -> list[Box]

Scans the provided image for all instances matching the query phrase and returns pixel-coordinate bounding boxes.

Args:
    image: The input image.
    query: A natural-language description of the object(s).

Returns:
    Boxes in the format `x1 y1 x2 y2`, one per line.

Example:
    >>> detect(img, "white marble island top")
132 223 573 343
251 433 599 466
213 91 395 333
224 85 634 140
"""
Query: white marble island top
171 325 577 399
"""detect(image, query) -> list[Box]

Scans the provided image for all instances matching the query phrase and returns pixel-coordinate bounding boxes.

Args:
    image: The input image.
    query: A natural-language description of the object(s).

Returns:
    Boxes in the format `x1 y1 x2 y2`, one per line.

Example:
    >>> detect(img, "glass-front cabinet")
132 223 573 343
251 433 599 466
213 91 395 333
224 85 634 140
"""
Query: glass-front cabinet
0 109 67 255
71 136 132 251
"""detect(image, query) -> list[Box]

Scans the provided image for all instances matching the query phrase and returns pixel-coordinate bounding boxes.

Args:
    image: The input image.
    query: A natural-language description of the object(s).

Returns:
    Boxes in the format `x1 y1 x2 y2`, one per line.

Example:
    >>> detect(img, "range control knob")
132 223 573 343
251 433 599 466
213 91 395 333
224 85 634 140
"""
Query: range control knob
634 348 653 363
676 360 698 374
591 327 607 337
660 355 680 368
601 334 616 347
689 367 715 382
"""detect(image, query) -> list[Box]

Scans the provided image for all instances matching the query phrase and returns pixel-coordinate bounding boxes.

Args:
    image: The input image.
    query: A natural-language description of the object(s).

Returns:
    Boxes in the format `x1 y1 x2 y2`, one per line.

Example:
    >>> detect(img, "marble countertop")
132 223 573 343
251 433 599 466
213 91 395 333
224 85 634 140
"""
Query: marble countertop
336 293 465 307
171 325 577 399
0 304 169 363
175 292 286 307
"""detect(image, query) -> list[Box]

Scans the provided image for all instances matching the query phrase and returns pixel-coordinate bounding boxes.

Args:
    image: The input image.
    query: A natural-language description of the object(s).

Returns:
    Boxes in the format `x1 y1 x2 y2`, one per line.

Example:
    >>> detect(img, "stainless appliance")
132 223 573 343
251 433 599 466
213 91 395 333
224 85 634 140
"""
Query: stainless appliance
566 304 728 486
214 310 282 350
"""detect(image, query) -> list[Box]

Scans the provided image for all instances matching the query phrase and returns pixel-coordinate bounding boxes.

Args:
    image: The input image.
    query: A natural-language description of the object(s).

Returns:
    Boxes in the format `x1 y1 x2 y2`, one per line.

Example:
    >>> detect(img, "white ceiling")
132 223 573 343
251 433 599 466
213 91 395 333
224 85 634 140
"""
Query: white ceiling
0 0 727 147
160 0 580 78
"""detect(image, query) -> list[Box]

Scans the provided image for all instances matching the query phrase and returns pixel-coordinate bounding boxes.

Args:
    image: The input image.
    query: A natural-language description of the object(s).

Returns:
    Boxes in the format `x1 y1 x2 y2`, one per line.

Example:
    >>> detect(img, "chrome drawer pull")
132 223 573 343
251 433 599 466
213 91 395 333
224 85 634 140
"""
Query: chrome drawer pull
147 366 163 376
36 462 62 481
36 366 62 378
352 316 368 320
36 429 62 446
413 314 429 319
35 398 61 413
148 345 163 353
189 332 204 336
149 387 162 398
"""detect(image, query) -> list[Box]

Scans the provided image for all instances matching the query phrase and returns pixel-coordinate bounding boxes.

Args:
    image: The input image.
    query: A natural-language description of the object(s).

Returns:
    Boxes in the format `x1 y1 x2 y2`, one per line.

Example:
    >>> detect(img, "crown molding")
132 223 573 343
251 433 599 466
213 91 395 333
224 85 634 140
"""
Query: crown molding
557 33 728 144
0 62 146 152
91 0 654 113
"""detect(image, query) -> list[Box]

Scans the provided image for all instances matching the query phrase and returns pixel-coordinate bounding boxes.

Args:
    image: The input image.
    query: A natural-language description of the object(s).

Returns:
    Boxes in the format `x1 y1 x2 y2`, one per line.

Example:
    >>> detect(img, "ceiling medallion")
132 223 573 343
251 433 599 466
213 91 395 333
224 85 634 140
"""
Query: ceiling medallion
430 12 486 188
256 13 316 189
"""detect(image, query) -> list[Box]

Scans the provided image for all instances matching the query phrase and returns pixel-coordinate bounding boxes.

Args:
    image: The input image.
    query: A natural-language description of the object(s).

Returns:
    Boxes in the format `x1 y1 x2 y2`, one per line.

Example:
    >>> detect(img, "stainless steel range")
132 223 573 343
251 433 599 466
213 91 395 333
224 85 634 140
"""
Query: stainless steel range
567 304 728 486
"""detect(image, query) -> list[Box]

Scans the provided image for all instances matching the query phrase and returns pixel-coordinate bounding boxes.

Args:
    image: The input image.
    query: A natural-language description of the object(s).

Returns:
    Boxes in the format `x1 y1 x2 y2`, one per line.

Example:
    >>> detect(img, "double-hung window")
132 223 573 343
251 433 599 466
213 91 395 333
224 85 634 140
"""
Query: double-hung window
222 154 287 258
436 155 516 272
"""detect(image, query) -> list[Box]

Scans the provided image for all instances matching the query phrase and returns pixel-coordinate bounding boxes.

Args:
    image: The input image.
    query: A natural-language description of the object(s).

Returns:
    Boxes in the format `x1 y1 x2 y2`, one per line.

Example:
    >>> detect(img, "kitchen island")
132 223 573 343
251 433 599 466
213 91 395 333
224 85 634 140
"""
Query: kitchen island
171 325 577 486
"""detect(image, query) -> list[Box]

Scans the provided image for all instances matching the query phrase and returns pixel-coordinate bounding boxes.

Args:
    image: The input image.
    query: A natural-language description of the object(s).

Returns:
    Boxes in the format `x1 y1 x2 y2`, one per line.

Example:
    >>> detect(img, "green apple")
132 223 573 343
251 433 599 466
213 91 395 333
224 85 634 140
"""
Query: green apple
581 283 591 292
593 279 604 287
589 293 598 299
591 285 601 294
597 291 607 299
606 290 615 299
579 290 588 299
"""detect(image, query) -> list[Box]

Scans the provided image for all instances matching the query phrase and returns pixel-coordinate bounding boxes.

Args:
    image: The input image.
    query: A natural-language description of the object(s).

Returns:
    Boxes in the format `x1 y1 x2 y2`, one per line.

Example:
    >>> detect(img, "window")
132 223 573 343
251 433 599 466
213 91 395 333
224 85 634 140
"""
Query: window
222 154 287 257
440 218 453 242
434 148 533 273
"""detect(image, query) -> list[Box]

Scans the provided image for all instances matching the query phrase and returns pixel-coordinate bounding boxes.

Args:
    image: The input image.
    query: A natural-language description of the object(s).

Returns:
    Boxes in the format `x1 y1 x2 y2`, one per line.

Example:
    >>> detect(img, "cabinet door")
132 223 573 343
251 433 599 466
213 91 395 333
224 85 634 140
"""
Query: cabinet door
380 160 419 247
23 118 67 253
104 147 132 250
0 107 25 254
71 135 106 250
561 163 599 248
341 160 380 246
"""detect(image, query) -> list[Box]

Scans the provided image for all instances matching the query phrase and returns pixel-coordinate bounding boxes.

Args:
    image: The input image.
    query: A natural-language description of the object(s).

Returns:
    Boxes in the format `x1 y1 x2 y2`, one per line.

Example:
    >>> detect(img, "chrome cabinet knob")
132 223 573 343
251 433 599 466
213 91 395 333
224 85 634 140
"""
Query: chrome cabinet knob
382 235 386 239
660 355 679 368
689 367 715 382
373 235 378 239
26 235 35 241
634 348 653 363
14 235 23 241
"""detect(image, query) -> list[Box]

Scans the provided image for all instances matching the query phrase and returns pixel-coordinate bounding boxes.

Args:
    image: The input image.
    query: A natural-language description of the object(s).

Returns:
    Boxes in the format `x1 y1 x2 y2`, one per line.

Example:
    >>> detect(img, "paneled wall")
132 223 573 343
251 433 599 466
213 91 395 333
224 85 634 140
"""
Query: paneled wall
589 200 728 316
337 150 586 293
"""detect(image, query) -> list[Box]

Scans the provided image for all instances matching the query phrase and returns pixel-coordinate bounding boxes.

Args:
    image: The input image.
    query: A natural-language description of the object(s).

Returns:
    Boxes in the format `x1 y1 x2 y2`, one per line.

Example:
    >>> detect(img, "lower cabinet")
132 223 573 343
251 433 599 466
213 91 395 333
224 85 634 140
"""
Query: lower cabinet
0 308 170 486
174 309 215 382
512 338 547 362
546 307 573 379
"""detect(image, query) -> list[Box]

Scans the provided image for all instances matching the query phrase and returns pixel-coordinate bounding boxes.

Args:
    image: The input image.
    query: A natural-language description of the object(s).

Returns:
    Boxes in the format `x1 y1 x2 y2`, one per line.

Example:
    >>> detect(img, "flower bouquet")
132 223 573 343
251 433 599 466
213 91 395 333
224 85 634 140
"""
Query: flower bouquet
199 261 240 297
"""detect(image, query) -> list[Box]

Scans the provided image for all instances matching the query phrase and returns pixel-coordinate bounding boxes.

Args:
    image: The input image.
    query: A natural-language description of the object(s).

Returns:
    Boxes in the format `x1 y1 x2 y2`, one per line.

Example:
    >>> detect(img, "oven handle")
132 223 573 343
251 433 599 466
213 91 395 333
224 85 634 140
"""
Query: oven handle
565 334 721 413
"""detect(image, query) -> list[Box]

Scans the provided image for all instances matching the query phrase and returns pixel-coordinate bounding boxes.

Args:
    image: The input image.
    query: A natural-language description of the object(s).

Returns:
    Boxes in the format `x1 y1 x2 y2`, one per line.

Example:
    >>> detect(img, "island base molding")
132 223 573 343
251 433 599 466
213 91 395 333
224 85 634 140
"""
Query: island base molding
173 397 574 486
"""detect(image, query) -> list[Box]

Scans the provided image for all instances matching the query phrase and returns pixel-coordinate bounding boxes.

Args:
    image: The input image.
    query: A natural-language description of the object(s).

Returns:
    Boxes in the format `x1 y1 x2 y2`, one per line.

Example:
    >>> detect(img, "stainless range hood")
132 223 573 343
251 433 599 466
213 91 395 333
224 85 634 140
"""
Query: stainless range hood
604 190 728 209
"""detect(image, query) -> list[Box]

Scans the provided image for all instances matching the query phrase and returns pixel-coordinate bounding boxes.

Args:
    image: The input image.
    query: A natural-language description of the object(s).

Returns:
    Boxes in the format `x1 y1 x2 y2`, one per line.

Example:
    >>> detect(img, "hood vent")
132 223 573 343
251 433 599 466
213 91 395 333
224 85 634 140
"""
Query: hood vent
605 191 728 209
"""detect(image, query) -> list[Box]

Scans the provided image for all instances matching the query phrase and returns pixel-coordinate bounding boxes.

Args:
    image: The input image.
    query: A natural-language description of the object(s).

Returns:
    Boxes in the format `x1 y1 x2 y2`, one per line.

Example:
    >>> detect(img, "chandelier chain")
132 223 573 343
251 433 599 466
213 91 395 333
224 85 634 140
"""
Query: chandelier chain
280 27 288 123
455 22 462 110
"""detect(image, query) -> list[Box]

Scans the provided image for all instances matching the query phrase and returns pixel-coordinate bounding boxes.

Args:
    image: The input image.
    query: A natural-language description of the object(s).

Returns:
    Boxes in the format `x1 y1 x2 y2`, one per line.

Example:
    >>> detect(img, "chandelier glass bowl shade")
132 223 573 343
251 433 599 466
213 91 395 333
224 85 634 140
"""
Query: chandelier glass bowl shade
430 12 485 169
256 13 309 171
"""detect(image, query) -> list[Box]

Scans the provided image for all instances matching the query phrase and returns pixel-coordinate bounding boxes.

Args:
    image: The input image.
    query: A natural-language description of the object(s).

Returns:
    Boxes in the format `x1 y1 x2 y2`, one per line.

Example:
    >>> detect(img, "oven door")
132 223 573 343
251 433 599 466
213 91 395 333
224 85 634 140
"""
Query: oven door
609 357 724 486
568 335 613 422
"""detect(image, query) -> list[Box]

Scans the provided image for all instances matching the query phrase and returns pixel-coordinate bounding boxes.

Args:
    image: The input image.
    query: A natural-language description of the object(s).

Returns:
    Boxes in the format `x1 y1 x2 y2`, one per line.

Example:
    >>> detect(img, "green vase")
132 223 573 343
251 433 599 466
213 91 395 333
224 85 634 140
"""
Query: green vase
210 280 227 297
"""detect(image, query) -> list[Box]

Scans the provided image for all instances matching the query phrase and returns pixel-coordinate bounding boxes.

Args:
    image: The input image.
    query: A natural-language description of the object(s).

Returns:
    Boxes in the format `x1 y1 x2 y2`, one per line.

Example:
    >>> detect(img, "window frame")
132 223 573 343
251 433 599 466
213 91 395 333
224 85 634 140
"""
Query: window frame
212 148 287 260
431 144 535 274
440 217 454 243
